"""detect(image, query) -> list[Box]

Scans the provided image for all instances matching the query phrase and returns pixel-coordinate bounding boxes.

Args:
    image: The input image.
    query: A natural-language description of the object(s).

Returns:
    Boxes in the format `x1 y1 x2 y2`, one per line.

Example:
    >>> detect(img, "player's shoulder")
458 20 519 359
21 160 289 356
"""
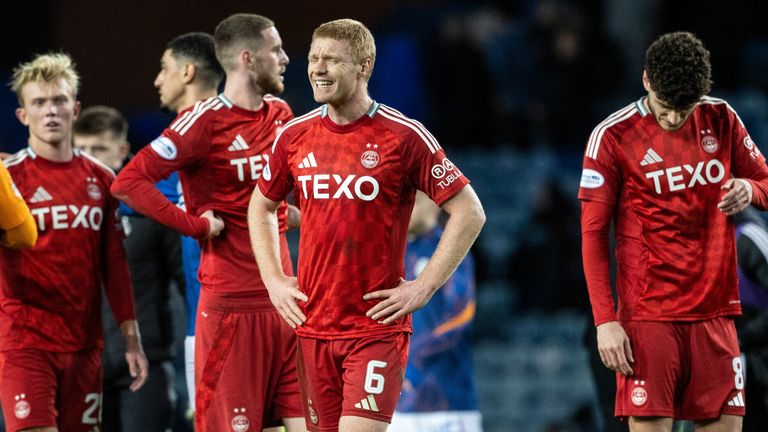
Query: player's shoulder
274 106 324 139
585 100 644 160
264 94 291 111
3 149 33 171
373 103 443 154
697 95 737 116
75 149 116 179
167 95 227 136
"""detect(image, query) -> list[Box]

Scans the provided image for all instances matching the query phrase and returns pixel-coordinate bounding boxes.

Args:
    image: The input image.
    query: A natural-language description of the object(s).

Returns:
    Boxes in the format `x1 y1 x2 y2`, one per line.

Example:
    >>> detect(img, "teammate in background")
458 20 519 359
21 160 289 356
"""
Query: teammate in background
153 31 224 415
112 15 305 432
579 32 768 432
390 191 482 432
73 106 182 432
0 160 36 249
0 53 148 432
249 19 485 432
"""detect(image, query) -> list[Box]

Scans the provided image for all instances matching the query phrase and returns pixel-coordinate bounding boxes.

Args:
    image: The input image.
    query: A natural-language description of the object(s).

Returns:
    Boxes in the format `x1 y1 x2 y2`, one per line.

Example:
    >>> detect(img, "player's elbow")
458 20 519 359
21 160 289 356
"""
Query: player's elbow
466 200 486 234
110 179 128 202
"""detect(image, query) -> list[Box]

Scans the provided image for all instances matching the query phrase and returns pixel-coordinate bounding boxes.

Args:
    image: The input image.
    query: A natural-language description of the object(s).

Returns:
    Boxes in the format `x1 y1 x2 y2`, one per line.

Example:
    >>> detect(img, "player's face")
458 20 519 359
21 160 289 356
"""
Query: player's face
73 131 129 170
15 79 80 147
646 90 695 131
154 49 186 112
308 37 364 106
251 26 289 95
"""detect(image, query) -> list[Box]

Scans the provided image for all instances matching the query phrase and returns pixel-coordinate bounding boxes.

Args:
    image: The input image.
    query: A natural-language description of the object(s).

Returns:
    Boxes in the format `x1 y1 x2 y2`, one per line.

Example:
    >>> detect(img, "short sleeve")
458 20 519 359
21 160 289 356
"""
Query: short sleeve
401 130 469 206
258 131 294 202
578 128 620 206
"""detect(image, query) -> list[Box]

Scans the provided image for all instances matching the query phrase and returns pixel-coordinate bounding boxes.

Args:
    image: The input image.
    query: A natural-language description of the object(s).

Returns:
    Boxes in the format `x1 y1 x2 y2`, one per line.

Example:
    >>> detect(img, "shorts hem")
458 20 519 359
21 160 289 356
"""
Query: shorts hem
616 410 674 418
340 410 392 423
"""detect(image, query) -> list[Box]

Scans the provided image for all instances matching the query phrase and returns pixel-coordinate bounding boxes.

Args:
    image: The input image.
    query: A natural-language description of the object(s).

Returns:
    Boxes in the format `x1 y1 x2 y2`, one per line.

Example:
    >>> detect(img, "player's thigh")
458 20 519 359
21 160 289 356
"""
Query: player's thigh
681 318 743 420
693 414 742 432
628 416 673 432
120 362 174 432
338 415 389 432
281 416 309 432
389 411 483 432
616 321 680 418
0 349 58 431
57 348 103 432
339 332 409 424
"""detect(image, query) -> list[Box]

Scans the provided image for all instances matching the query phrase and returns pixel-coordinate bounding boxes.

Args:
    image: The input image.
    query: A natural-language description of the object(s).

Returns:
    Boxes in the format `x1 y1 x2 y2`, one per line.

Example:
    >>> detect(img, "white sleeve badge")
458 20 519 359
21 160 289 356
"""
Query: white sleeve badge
150 136 178 160
580 169 605 189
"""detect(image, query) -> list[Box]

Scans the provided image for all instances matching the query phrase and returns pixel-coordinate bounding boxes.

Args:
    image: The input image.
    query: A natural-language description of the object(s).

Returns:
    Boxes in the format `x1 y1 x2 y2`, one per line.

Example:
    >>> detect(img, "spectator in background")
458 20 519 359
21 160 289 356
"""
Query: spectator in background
74 105 182 432
153 31 224 416
733 207 768 431
390 191 482 432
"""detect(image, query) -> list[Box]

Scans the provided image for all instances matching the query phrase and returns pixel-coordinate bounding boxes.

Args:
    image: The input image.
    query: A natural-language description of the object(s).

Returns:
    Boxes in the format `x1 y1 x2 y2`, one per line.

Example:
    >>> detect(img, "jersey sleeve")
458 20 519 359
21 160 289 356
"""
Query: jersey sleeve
401 129 469 206
258 130 294 203
111 110 211 238
578 127 621 205
0 161 33 231
727 106 768 209
102 179 136 324
581 200 616 325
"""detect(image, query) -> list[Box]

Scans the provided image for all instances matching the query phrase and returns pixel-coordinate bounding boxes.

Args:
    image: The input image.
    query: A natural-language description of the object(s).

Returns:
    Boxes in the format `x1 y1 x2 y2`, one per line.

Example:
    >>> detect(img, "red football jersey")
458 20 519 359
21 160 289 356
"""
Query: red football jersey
0 148 135 352
579 96 768 323
113 94 293 296
259 102 470 339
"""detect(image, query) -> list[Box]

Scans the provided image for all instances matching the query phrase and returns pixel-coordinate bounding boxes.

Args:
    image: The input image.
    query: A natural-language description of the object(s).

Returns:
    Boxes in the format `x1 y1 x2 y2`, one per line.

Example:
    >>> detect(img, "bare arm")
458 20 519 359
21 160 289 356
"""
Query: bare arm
247 187 307 328
119 319 148 391
364 186 485 323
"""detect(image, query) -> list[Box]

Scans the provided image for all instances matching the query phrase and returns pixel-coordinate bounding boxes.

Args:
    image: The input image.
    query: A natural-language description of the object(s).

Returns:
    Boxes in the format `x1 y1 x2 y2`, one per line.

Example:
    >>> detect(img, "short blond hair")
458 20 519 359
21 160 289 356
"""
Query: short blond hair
10 53 80 105
313 19 376 80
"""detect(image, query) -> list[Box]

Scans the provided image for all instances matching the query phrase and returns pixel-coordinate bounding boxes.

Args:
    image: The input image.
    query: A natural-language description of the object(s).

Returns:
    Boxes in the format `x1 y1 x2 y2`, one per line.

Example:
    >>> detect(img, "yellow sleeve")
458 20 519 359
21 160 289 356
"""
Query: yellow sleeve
0 162 37 248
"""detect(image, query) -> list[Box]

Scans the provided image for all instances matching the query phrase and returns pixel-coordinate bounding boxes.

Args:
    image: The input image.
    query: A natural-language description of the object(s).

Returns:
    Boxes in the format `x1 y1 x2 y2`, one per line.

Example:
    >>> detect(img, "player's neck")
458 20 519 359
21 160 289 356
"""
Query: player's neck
178 87 219 112
326 93 374 125
222 75 264 111
28 135 73 162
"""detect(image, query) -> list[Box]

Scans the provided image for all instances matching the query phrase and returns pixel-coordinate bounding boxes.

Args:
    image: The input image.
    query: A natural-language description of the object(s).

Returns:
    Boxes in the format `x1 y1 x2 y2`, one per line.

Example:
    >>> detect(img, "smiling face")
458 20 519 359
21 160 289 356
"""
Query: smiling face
251 26 289 95
16 78 80 148
307 37 365 106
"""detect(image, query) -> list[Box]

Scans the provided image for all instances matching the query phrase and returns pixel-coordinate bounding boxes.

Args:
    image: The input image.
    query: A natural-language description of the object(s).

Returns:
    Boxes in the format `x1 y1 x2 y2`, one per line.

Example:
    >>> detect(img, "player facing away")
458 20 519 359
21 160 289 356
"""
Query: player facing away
579 32 768 432
0 160 37 249
111 14 306 432
389 191 483 432
153 31 224 416
0 53 148 432
249 19 485 432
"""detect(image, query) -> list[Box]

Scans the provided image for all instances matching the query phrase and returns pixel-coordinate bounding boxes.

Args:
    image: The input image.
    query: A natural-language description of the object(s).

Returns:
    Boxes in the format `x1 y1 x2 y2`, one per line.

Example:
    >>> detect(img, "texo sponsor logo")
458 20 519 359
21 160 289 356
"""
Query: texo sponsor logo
297 174 379 201
645 159 725 194
31 205 104 231
230 154 269 181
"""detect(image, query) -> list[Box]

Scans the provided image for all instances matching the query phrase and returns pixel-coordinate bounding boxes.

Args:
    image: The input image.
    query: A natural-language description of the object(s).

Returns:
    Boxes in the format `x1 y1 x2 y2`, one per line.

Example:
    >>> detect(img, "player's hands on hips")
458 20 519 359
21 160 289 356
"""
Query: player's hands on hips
719 178 752 215
265 276 308 329
597 321 634 376
363 278 434 324
124 339 149 392
200 210 225 239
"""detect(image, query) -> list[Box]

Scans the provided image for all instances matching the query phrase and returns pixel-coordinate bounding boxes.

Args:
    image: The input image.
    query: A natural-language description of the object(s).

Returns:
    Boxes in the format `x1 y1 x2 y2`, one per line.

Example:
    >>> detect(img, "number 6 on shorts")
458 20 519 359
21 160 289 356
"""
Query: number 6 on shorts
364 360 387 394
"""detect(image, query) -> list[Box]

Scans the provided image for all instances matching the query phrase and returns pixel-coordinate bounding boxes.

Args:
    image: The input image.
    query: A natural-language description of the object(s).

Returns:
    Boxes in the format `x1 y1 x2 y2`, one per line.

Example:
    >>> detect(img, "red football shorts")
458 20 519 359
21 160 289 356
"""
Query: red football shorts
0 348 102 431
296 332 410 432
616 317 744 420
194 291 302 432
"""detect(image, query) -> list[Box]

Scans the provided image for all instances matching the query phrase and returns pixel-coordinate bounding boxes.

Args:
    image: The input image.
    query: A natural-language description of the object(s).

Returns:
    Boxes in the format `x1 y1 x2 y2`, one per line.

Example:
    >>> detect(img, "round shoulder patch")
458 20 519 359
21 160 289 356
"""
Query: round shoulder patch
580 168 605 189
150 136 178 160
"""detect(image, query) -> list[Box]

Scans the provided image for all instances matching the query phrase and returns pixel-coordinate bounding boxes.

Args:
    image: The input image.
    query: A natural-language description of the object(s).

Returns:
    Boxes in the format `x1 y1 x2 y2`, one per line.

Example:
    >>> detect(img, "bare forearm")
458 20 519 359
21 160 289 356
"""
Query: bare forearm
247 191 285 283
418 189 485 293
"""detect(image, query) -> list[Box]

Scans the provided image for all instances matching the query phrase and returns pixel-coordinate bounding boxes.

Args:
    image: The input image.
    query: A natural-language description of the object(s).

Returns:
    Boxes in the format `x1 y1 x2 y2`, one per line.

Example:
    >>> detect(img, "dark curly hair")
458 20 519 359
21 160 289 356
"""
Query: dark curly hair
645 32 712 109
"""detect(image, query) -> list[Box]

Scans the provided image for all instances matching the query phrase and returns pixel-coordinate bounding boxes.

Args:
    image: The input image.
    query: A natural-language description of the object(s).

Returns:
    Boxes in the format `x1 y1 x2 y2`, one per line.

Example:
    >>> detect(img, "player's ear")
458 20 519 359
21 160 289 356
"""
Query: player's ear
15 107 28 126
182 63 196 84
359 58 372 80
642 70 651 92
72 101 81 121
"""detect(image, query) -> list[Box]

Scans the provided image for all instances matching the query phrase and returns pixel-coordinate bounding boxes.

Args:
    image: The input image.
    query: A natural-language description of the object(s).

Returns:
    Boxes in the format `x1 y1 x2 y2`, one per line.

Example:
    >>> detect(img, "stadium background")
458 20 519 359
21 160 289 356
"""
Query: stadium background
2 1 768 431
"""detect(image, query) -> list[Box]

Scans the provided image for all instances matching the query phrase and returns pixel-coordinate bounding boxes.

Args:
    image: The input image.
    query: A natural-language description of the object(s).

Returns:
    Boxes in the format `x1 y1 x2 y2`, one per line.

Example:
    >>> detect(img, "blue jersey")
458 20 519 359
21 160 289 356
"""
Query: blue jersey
397 227 479 412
